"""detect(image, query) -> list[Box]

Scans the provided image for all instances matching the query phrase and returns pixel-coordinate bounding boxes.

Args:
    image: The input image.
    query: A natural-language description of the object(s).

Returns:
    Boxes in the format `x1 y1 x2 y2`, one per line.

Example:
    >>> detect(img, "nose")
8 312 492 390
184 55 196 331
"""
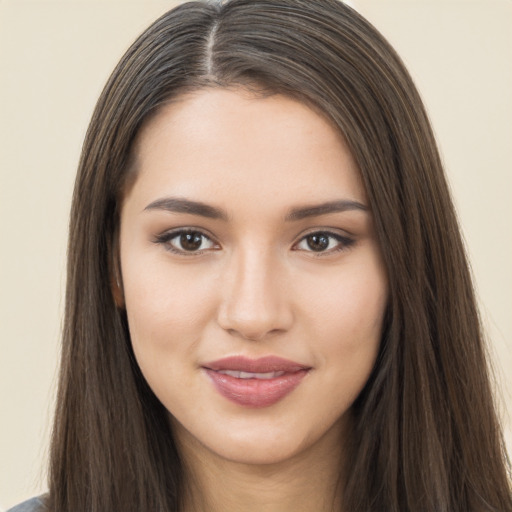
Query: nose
216 248 293 341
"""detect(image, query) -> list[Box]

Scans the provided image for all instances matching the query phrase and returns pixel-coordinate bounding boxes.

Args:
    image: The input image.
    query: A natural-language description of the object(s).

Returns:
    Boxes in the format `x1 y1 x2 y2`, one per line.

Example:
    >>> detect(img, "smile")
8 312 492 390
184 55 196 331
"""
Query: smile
202 356 311 408
216 370 286 379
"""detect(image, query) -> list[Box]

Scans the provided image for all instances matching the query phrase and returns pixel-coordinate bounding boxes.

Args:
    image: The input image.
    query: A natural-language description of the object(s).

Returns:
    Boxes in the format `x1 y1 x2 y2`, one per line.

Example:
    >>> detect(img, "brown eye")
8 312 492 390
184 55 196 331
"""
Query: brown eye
305 234 330 252
295 231 355 254
179 232 204 251
154 229 217 254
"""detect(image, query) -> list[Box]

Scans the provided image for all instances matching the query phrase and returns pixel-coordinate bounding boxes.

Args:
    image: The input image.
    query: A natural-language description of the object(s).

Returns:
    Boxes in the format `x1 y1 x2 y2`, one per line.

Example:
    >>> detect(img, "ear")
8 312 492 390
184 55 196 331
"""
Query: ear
111 268 125 309
109 234 125 309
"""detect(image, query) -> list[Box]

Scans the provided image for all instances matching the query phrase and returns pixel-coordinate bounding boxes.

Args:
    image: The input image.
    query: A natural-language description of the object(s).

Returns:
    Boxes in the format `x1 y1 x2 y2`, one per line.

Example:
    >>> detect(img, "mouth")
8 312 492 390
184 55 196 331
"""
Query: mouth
214 369 287 379
202 356 311 408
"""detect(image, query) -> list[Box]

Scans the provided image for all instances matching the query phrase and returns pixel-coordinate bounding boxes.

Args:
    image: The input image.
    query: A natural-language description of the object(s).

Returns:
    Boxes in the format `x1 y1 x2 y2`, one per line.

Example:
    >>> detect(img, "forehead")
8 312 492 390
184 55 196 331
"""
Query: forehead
126 87 366 211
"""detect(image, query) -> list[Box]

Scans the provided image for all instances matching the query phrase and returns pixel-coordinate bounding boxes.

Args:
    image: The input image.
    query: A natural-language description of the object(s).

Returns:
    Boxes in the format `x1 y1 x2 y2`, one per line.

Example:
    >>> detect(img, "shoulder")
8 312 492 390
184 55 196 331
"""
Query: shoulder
6 496 46 512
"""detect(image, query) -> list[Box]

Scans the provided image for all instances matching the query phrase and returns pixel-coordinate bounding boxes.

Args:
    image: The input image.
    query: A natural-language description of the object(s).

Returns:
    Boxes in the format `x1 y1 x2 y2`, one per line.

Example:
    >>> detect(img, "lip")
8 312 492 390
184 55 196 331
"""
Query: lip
202 356 311 408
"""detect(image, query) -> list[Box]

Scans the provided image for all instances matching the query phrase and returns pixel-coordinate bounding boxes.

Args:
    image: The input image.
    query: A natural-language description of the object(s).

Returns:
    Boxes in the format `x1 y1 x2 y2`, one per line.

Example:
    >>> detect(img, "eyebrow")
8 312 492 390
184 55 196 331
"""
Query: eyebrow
285 199 368 221
143 197 367 221
144 197 229 220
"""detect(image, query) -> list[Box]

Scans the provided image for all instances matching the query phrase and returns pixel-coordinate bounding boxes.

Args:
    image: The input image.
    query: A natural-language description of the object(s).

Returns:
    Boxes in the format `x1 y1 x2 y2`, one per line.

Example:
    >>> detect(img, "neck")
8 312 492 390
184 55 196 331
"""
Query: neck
176 422 347 512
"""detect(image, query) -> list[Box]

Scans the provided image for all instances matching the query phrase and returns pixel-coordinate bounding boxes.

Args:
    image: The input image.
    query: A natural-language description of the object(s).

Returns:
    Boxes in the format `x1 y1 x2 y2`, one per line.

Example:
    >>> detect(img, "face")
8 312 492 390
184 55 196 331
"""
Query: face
118 88 388 466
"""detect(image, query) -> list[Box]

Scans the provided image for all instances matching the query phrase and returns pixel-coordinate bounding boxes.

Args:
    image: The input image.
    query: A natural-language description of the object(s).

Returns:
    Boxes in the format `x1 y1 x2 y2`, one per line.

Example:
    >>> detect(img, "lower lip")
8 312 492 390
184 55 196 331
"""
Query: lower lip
204 369 309 408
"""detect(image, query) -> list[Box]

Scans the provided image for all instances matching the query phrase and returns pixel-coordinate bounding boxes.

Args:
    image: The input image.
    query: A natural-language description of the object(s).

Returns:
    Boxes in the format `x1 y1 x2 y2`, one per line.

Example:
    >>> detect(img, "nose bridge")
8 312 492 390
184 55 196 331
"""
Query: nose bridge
217 243 291 340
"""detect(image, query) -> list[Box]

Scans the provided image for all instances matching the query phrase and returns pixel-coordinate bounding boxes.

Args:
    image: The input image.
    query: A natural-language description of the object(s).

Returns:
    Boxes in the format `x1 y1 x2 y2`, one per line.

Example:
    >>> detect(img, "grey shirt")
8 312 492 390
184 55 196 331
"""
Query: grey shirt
6 497 45 512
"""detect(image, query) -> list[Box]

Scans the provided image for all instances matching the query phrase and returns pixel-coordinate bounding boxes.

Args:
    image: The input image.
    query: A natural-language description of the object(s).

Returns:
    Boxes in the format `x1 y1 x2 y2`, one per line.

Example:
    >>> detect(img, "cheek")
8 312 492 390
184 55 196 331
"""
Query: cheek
300 255 387 387
121 256 218 373
306 264 387 342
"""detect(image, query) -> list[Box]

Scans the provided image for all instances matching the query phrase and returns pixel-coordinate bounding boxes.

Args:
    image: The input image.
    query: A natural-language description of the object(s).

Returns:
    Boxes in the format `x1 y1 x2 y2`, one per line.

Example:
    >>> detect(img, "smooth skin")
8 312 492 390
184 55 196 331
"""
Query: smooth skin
118 88 388 512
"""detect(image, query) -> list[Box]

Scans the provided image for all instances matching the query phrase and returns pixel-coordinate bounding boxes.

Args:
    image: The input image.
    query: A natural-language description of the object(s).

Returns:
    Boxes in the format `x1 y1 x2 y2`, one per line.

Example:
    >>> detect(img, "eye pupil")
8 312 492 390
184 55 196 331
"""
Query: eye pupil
307 234 329 251
180 232 203 251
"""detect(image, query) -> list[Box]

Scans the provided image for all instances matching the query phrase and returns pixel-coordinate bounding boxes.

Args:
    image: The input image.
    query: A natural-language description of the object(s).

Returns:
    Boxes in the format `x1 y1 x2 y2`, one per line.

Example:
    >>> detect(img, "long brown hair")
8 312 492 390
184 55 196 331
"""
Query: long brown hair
48 1 512 510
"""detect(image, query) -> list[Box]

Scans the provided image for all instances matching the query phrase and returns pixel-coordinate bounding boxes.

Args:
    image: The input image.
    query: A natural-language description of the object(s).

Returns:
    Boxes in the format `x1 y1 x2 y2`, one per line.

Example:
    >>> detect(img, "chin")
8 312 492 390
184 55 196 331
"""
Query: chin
170 409 346 469
216 436 308 466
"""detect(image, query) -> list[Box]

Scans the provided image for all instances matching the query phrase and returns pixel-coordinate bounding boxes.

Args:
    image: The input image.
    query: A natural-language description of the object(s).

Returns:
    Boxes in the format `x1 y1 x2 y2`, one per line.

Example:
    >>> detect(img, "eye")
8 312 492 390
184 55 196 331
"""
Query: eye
294 231 354 254
154 229 219 255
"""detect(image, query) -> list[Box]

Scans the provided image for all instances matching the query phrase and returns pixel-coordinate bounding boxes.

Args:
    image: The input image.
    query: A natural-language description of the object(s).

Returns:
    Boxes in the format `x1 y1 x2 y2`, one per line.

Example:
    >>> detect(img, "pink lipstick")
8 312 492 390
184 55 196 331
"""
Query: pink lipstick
202 356 310 408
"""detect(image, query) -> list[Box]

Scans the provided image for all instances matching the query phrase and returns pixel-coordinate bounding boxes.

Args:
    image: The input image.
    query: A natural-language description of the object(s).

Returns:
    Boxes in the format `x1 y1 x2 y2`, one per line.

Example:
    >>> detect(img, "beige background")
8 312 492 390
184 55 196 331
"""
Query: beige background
1 0 511 509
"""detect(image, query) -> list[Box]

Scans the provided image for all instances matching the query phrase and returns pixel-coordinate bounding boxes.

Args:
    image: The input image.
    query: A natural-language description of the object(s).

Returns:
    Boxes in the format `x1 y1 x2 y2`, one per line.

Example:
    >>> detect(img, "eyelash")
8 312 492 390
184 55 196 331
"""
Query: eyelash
293 230 355 255
153 228 355 256
153 229 219 256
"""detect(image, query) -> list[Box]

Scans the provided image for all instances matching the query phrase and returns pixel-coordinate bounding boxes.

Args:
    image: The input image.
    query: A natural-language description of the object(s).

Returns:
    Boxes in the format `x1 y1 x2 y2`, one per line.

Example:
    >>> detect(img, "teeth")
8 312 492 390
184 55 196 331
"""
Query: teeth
217 370 286 379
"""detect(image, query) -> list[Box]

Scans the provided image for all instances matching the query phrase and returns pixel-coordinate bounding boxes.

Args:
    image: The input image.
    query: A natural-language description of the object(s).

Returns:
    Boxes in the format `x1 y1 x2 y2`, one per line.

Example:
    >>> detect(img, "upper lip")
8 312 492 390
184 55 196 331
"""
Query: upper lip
202 356 310 373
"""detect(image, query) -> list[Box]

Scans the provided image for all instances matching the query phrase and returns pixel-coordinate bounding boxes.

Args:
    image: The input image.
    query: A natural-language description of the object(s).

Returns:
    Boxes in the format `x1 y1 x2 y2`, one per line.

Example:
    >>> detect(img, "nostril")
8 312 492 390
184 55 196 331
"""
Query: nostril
222 325 287 342
216 264 293 339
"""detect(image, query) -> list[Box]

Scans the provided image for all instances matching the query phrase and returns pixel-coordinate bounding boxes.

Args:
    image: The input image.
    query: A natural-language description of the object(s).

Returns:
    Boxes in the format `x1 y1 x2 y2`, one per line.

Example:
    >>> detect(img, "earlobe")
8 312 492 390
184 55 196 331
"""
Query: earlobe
109 233 125 308
111 270 125 308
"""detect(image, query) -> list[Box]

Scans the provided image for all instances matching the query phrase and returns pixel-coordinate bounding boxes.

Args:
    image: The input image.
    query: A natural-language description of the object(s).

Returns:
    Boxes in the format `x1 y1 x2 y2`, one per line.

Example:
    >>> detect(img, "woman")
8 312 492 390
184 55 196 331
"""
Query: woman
9 0 511 511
